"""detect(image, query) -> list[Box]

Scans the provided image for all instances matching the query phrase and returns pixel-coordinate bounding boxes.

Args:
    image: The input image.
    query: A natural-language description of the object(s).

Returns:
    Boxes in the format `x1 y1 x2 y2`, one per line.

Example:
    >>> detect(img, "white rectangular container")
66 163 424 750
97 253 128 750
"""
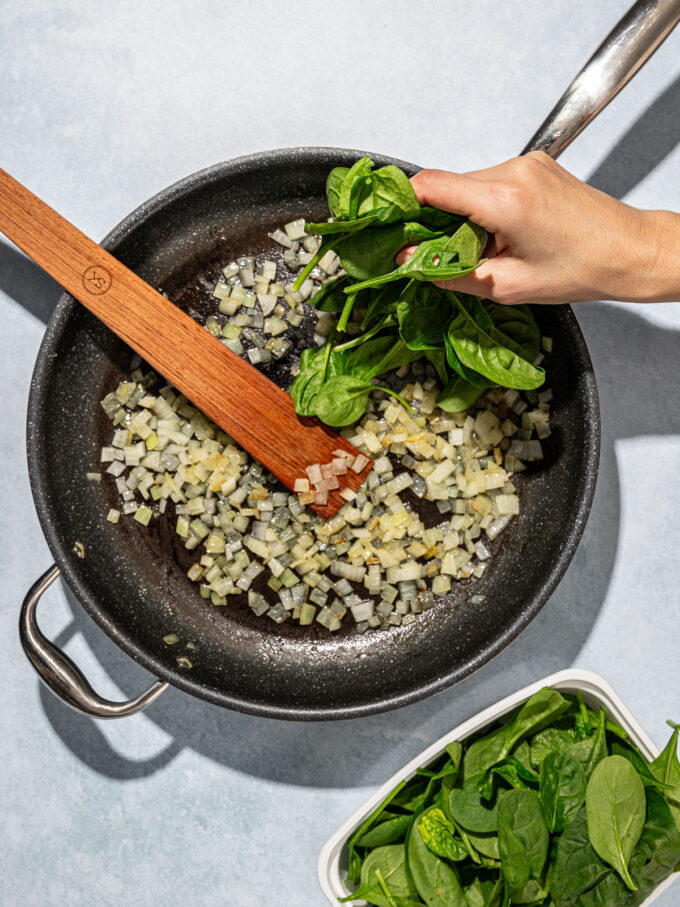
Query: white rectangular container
318 669 678 906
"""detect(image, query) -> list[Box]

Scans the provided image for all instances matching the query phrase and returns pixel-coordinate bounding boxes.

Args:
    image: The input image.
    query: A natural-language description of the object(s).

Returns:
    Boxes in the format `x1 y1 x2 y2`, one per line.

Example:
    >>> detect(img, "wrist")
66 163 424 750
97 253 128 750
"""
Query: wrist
616 209 680 303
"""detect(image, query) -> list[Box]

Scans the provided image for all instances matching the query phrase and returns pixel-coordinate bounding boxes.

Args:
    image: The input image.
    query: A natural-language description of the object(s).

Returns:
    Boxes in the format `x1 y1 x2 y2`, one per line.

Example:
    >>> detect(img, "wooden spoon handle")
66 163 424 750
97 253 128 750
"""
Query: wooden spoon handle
0 168 370 518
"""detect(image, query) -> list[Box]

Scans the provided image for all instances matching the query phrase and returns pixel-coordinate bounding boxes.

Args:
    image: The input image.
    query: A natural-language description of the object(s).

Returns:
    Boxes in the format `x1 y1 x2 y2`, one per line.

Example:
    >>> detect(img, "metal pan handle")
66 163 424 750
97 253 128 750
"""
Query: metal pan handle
523 0 680 159
20 565 168 718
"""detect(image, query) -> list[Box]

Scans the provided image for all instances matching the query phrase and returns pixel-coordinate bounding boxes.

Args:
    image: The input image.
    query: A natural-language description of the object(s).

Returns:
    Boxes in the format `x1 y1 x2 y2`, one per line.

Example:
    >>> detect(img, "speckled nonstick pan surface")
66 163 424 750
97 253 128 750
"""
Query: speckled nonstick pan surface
26 148 600 720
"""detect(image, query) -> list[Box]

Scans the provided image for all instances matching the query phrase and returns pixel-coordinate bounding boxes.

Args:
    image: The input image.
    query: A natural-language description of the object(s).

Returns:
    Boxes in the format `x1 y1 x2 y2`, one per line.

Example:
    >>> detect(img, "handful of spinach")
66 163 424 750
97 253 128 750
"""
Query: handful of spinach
290 158 545 428
340 688 680 906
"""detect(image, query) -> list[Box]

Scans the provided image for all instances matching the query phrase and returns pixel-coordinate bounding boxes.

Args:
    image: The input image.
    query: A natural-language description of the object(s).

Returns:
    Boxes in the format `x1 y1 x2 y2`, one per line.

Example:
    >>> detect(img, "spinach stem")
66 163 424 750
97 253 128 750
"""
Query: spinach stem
320 325 337 383
373 384 414 413
576 692 592 737
334 316 387 352
292 238 335 292
337 291 357 333
374 869 398 907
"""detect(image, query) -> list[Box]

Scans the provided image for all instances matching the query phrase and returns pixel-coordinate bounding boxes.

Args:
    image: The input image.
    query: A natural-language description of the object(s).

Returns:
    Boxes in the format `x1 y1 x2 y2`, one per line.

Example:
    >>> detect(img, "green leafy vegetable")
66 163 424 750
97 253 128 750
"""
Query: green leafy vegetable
407 816 467 906
463 688 571 784
449 790 498 834
397 282 451 350
550 808 610 904
418 808 469 862
568 708 608 780
436 376 484 413
496 790 549 889
340 689 680 907
289 156 548 427
540 751 587 833
585 755 646 890
339 844 416 906
446 295 544 391
650 722 680 827
347 223 486 293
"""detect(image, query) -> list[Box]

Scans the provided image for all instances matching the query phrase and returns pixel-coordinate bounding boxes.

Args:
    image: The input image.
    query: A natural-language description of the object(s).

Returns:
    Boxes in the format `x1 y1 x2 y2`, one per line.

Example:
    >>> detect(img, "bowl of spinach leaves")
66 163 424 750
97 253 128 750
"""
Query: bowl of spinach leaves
318 669 679 906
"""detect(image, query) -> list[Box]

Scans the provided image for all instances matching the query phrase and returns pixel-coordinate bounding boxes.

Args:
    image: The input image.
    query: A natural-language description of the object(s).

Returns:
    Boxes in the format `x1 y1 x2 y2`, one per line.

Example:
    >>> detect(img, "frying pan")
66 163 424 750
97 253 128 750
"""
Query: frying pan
19 0 679 720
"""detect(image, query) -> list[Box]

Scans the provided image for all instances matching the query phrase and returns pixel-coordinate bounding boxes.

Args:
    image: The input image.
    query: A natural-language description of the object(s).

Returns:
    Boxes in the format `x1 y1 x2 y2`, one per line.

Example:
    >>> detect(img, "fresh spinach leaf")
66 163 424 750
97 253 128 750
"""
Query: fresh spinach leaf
369 338 421 378
529 727 579 771
445 742 463 773
540 751 587 833
446 295 545 391
347 222 487 292
462 875 504 907
463 688 571 784
340 156 375 220
289 369 323 417
340 222 446 281
611 739 674 793
628 788 680 898
650 723 680 829
346 336 400 381
417 206 465 232
326 167 349 218
572 871 628 906
483 302 541 363
407 815 468 906
397 282 451 350
314 375 374 427
340 844 417 906
316 157 419 235
370 164 421 221
496 790 549 890
507 878 548 904
436 377 484 413
358 813 415 848
418 808 469 863
361 283 404 328
449 790 498 834
477 758 540 801
568 709 607 780
550 808 610 905
585 755 647 890
463 831 500 862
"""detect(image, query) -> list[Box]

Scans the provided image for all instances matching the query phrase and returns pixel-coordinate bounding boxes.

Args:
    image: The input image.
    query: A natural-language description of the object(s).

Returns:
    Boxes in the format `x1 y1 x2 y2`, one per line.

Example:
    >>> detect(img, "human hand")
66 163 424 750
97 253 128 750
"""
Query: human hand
397 152 680 304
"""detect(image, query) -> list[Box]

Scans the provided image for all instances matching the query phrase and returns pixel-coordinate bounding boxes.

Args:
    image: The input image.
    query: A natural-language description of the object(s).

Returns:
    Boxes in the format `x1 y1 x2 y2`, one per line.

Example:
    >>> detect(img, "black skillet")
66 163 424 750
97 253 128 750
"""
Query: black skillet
19 1 678 720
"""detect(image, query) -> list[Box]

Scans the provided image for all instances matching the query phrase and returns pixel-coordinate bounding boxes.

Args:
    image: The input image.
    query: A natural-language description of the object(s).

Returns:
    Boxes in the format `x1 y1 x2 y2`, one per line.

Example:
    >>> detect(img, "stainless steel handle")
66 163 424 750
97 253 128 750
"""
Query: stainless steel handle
523 0 680 159
20 565 168 718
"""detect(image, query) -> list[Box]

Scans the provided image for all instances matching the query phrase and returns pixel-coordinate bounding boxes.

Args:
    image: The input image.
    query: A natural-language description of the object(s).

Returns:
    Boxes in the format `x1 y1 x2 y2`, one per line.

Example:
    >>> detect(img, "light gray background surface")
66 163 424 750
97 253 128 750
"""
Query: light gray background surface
2 2 680 904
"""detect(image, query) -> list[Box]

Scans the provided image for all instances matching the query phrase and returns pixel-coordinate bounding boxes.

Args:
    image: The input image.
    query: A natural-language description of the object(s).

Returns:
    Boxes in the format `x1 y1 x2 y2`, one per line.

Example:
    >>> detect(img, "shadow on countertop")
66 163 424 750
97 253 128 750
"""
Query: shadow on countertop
12 73 680 788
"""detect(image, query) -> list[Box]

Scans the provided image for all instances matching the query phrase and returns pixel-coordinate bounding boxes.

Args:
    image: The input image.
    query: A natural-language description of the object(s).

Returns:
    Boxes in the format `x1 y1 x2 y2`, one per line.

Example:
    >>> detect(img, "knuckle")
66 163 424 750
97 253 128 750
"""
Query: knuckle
508 153 550 184
492 182 525 212
525 150 554 168
411 169 438 194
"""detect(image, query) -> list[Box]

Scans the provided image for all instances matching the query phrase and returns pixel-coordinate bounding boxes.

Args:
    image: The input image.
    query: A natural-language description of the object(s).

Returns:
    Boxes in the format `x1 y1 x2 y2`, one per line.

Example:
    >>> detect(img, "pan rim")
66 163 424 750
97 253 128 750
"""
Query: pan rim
26 147 601 720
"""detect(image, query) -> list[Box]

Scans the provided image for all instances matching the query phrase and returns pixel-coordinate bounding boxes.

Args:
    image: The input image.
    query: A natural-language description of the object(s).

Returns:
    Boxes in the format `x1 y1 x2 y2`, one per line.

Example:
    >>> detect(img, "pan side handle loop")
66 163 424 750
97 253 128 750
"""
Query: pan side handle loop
20 565 168 718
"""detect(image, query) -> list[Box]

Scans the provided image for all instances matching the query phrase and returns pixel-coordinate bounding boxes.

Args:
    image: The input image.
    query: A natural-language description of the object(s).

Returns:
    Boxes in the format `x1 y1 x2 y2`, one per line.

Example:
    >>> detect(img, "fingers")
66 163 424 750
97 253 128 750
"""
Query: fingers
434 257 536 306
411 169 485 221
395 244 417 266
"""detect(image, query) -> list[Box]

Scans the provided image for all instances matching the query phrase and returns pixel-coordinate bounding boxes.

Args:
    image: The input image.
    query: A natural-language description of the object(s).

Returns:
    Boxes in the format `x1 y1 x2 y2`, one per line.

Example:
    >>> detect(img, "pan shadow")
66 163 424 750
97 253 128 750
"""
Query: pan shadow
0 241 63 325
36 300 680 790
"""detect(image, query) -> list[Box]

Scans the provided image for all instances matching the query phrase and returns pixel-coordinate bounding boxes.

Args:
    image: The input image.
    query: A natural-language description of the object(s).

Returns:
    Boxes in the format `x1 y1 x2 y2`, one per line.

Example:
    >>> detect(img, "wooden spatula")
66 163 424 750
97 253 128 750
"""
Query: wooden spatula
0 168 372 519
